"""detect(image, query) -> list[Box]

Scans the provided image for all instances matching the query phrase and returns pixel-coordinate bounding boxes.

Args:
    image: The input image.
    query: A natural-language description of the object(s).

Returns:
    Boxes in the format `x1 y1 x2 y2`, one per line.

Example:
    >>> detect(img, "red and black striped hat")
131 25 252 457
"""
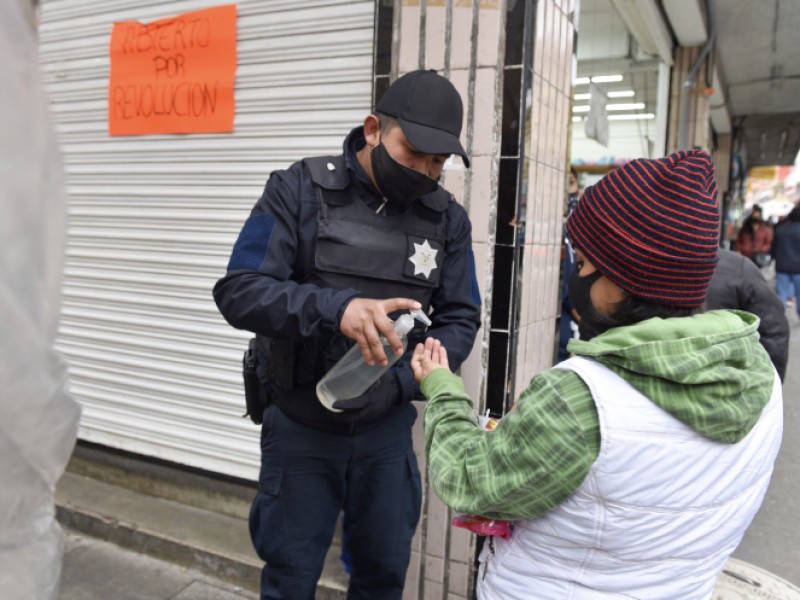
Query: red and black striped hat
566 150 720 307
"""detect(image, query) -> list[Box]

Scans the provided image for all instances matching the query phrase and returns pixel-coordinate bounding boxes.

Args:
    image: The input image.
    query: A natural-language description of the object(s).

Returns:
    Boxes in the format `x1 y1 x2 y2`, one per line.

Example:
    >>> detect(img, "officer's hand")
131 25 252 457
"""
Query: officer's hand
340 297 422 366
411 338 449 384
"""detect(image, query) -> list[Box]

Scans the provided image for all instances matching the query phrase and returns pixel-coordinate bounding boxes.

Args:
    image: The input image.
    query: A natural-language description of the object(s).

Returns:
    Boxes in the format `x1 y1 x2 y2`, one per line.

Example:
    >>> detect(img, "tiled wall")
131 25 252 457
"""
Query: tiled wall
516 0 576 394
377 1 576 597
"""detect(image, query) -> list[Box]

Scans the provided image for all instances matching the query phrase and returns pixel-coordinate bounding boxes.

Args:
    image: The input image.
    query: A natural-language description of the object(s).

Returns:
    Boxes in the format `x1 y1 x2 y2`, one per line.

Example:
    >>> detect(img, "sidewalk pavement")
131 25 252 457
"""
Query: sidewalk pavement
55 442 348 600
60 530 257 600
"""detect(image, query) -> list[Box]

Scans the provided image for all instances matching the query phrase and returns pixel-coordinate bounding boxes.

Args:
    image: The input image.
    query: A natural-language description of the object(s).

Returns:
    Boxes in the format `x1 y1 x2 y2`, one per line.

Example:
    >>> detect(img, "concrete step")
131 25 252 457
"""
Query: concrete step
55 444 349 598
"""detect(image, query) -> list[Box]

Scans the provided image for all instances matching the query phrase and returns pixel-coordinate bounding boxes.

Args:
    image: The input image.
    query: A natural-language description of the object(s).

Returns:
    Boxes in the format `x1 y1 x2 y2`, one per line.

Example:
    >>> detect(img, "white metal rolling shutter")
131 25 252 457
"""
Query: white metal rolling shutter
39 0 375 480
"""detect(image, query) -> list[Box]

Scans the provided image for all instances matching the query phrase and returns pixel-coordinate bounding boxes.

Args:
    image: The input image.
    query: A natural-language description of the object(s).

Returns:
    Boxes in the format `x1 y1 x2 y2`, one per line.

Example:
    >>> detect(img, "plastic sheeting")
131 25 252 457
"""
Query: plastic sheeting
0 0 81 597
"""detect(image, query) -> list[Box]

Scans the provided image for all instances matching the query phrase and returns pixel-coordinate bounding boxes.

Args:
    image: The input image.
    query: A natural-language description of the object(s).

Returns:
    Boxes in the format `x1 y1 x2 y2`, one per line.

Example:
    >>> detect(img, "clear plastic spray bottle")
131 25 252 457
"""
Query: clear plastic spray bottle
317 309 432 412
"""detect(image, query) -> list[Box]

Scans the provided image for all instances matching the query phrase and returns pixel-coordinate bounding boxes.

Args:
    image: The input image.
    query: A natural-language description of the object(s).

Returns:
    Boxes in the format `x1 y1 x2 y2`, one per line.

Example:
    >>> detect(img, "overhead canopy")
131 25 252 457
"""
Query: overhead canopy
666 0 800 167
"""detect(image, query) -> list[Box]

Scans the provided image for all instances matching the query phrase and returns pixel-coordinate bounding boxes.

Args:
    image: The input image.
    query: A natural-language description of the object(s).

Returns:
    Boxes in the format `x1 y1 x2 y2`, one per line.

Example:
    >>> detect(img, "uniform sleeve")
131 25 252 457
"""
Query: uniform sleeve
394 202 482 402
213 165 359 340
421 367 597 520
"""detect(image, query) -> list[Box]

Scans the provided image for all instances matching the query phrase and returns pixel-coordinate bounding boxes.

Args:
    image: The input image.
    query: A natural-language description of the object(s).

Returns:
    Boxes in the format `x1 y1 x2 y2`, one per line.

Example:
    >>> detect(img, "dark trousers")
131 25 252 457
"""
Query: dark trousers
250 403 422 599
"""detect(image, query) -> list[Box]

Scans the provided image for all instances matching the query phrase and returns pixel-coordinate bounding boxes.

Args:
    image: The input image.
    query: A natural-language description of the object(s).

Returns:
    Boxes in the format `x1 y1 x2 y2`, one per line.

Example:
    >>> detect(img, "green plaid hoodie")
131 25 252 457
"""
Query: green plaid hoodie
421 309 776 521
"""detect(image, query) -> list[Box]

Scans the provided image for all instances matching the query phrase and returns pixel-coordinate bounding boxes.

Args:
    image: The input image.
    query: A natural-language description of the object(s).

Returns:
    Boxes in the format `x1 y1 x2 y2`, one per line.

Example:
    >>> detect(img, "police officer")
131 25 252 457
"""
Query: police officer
213 70 481 599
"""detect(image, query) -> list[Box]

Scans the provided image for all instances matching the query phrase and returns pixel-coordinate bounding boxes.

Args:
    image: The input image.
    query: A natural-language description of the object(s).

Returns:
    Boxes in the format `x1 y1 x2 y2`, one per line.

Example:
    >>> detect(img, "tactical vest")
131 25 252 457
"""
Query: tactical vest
304 154 448 302
268 154 450 392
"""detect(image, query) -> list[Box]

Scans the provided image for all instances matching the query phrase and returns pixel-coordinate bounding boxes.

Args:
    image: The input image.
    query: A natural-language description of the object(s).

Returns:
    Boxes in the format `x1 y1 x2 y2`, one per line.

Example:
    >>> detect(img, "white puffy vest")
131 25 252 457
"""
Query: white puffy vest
478 356 783 600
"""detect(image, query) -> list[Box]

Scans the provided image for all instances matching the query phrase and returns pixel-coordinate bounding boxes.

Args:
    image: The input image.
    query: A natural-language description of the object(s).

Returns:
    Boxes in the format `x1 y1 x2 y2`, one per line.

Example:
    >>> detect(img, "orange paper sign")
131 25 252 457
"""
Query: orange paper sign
108 5 237 135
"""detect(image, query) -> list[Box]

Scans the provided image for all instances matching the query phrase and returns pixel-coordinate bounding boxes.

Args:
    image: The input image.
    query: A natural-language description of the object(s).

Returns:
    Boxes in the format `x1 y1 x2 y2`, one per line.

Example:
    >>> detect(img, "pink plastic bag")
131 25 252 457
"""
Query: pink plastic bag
451 512 513 539
450 413 514 539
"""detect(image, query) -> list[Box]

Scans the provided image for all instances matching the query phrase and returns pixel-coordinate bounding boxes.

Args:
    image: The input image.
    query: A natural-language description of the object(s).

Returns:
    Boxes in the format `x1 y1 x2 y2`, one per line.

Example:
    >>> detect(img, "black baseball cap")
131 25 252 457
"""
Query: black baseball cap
375 70 470 168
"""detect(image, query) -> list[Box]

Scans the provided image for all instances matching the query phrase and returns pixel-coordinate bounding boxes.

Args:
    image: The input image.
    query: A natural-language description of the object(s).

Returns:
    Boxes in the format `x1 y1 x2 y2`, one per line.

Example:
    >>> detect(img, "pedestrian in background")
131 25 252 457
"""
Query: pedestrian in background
412 150 782 599
773 205 800 322
736 204 774 267
214 70 481 599
706 248 789 380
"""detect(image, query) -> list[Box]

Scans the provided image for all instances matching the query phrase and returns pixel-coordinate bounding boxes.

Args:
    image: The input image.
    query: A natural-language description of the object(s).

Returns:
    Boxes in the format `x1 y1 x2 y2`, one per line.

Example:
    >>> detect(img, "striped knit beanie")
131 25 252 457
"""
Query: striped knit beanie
566 150 720 307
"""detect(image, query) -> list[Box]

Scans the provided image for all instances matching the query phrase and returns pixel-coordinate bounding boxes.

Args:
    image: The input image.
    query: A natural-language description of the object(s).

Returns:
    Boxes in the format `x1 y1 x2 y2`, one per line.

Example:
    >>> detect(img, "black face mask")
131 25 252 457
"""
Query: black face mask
371 143 438 211
568 268 612 341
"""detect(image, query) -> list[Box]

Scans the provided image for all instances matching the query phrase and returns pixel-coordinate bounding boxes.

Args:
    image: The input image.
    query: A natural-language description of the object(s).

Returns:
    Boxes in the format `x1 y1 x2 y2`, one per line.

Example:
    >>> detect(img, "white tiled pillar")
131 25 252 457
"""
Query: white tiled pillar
391 1 576 597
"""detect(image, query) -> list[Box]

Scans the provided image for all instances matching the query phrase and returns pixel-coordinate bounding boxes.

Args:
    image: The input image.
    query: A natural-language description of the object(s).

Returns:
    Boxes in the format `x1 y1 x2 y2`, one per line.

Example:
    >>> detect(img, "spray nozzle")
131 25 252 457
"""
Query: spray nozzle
393 309 432 337
410 308 432 327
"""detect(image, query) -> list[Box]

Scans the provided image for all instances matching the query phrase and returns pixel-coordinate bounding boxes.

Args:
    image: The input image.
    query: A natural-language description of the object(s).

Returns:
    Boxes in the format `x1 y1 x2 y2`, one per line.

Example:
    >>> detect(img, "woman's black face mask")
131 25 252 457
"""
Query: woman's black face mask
568 260 698 341
370 142 438 211
568 267 614 341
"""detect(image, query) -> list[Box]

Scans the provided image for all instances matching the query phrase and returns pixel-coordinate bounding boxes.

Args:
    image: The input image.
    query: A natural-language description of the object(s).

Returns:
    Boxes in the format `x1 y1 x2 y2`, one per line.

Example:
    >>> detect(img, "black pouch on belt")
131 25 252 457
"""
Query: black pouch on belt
242 337 266 425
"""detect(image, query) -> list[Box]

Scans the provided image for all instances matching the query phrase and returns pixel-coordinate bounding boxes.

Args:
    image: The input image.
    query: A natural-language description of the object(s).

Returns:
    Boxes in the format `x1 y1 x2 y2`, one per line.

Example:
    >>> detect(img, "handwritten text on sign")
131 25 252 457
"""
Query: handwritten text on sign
108 5 237 135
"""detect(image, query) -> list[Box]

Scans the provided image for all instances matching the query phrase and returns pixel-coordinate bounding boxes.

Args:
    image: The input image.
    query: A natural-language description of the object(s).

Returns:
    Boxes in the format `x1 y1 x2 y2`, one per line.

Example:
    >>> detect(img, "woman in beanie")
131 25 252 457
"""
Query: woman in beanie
411 150 783 600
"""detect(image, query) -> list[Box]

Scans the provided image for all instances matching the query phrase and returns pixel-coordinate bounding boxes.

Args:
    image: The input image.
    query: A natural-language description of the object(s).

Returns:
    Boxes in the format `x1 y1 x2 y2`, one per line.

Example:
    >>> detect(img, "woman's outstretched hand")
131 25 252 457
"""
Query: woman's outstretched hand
411 337 450 384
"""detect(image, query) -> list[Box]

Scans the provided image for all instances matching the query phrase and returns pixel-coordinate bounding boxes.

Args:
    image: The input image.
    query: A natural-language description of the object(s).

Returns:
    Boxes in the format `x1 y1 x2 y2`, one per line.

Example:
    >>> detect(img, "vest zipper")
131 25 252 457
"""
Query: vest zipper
482 536 495 581
375 198 388 214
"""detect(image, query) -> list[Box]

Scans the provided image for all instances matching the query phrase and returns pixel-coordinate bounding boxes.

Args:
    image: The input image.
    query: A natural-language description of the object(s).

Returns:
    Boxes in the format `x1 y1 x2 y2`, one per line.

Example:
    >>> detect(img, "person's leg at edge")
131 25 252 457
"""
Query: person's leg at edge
776 272 792 307
792 273 800 318
339 513 352 573
250 404 348 599
344 403 422 600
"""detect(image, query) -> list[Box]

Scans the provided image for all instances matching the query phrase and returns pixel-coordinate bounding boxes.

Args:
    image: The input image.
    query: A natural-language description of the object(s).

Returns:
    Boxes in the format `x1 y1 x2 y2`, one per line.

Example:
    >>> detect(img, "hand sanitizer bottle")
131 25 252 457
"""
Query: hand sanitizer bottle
317 309 432 412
